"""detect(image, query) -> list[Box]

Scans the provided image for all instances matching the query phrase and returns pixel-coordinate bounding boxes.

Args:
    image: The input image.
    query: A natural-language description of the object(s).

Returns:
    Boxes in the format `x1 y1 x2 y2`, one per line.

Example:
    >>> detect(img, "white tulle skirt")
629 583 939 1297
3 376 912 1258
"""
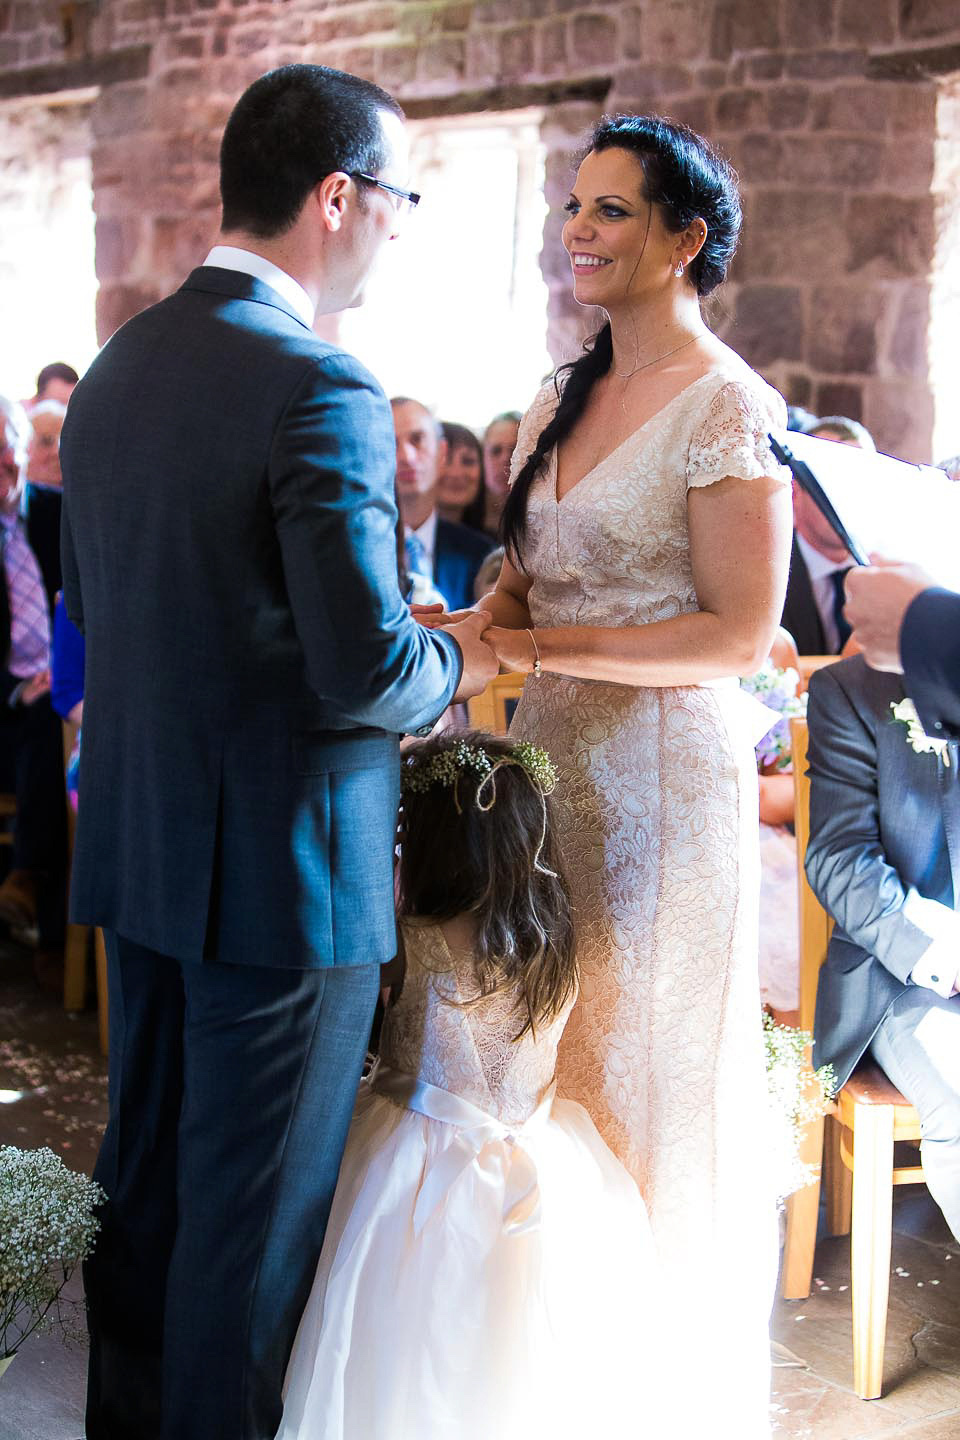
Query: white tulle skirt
276 1073 665 1440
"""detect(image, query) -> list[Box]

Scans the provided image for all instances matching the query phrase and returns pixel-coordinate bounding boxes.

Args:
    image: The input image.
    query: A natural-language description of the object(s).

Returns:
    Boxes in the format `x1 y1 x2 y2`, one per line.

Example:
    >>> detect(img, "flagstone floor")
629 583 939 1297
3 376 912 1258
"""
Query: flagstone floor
1 936 958 1440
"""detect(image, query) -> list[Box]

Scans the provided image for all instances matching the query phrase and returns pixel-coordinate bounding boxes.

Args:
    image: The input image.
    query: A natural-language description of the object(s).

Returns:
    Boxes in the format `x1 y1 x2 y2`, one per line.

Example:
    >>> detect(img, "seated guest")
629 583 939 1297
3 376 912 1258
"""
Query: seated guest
25 361 78 411
0 395 67 970
480 410 521 536
437 422 486 531
391 397 493 613
24 398 67 609
802 413 876 451
807 654 960 1242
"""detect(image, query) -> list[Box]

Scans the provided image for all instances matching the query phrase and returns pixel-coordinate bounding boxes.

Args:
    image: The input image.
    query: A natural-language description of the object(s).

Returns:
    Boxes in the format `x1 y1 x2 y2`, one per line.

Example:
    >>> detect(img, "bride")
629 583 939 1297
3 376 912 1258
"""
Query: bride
476 114 793 1435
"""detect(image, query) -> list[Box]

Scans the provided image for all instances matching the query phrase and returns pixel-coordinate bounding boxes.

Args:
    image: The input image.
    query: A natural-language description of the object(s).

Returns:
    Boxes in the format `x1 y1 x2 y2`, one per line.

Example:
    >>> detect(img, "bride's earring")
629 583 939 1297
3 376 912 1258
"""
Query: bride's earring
675 261 684 278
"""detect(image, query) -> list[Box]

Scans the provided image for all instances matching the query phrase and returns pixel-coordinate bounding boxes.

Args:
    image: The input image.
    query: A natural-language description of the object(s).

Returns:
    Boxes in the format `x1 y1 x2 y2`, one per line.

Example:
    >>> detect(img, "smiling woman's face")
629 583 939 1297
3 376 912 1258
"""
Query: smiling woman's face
561 147 681 309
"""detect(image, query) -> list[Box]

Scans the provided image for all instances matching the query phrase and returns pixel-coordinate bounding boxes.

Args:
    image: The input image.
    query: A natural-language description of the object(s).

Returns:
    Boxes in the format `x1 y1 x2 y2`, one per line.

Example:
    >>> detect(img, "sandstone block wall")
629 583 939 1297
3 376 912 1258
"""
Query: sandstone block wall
1 0 959 460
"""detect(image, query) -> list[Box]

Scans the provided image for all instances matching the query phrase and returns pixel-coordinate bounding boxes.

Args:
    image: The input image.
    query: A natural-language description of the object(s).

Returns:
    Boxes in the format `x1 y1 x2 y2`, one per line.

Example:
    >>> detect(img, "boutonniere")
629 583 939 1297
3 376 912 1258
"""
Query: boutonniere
890 698 951 766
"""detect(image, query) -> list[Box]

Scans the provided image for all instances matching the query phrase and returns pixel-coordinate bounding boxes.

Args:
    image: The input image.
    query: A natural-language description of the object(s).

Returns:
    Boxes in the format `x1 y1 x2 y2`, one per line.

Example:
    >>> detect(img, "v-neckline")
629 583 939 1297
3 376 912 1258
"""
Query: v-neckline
552 369 717 506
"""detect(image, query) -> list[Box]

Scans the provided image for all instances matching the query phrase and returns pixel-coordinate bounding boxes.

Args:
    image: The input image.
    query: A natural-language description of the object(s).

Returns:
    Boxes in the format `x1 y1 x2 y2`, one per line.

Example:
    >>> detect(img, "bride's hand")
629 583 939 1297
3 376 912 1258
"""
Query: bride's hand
484 625 538 674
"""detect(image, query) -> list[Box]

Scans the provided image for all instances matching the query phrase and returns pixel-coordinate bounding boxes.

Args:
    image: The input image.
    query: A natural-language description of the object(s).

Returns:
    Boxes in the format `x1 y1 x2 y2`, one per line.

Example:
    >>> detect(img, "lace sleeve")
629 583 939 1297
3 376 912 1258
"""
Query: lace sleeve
508 380 560 487
686 378 788 490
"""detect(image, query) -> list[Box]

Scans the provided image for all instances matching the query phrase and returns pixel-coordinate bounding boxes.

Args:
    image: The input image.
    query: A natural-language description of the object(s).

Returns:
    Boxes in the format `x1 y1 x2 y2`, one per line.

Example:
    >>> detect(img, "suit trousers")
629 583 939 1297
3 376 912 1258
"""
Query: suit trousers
870 986 960 1244
84 932 379 1440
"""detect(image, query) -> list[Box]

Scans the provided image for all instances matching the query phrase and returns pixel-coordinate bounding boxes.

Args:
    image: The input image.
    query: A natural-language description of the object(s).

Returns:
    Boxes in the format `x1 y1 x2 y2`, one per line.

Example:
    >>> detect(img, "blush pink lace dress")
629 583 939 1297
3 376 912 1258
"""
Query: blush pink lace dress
277 918 663 1440
509 362 789 1438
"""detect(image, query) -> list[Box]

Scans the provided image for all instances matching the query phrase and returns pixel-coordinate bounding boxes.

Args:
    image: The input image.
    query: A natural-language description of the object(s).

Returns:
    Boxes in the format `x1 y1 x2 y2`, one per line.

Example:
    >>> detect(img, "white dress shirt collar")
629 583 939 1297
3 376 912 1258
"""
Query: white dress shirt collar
203 245 315 328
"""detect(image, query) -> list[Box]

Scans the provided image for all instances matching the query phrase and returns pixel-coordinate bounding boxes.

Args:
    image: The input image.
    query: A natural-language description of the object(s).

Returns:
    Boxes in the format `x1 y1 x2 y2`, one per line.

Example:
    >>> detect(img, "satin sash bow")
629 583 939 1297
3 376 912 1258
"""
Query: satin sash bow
368 1063 555 1238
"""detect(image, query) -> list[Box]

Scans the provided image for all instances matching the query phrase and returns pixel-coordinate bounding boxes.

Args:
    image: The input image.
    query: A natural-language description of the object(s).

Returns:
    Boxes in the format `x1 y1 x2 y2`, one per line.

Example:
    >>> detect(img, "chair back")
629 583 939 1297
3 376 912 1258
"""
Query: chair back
791 716 834 1034
466 672 526 736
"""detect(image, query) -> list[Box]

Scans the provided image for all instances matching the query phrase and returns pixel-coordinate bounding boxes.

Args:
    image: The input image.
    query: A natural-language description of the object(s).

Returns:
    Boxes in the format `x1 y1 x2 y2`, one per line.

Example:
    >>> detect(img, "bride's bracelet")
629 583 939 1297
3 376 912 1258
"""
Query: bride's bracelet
525 628 543 678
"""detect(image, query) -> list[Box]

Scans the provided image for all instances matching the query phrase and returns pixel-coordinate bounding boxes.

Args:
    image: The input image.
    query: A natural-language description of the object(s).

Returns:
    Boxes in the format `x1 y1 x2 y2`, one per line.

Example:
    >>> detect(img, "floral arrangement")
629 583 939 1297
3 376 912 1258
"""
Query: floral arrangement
401 739 558 800
741 664 808 772
890 698 951 766
0 1146 104 1370
764 1016 835 1202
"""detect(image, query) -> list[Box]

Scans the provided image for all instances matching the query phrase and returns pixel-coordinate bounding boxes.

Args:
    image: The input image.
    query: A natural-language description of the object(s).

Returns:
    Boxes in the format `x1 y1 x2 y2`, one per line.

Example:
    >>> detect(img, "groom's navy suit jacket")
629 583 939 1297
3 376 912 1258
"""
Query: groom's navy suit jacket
807 657 960 1089
60 266 461 970
902 587 960 742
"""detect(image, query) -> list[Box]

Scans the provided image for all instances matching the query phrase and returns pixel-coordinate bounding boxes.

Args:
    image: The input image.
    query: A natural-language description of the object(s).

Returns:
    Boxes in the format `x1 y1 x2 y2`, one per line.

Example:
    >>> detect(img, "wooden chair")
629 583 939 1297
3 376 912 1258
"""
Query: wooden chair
466 672 526 735
780 716 925 1399
61 720 108 1056
0 791 15 848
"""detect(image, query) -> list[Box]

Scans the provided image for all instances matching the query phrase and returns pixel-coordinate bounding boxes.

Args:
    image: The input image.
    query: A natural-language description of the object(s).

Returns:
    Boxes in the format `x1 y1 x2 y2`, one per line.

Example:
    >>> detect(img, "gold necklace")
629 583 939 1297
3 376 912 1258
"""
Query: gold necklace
612 333 699 380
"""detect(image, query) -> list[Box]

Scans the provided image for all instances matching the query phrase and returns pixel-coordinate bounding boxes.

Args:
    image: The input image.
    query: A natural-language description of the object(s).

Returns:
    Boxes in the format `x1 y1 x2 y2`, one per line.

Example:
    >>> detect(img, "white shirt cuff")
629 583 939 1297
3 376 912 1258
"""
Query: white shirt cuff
904 891 960 996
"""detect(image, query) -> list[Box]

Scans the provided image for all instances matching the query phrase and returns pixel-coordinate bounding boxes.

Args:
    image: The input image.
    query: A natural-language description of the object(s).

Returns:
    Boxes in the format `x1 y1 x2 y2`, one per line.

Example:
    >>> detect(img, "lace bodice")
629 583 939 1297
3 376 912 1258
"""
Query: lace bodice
512 364 787 631
380 919 574 1127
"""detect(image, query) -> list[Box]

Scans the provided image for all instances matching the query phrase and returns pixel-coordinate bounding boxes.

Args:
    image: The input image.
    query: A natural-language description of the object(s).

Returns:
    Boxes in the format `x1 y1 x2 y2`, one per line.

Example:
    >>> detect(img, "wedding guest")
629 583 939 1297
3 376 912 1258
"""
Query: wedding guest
392 396 493 611
481 410 521 535
24 397 67 609
847 558 960 739
802 413 876 451
807 654 960 1242
786 404 817 433
460 113 792 1434
936 454 960 482
51 594 85 812
0 394 66 973
25 361 78 411
278 731 664 1440
437 421 486 530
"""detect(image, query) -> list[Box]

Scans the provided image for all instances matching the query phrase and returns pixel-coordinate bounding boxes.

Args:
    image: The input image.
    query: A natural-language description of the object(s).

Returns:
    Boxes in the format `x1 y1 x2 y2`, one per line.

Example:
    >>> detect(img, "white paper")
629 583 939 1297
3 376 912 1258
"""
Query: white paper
775 431 960 592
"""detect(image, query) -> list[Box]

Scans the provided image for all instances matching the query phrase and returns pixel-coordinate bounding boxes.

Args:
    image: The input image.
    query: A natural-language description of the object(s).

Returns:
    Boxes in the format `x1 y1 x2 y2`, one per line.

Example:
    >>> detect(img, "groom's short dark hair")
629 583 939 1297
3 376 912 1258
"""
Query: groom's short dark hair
219 64 404 239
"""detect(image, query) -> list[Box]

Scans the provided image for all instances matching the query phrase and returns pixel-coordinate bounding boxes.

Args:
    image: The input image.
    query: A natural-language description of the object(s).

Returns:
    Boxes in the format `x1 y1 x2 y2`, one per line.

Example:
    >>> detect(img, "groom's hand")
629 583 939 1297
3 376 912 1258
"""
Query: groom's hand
412 603 475 630
444 611 499 701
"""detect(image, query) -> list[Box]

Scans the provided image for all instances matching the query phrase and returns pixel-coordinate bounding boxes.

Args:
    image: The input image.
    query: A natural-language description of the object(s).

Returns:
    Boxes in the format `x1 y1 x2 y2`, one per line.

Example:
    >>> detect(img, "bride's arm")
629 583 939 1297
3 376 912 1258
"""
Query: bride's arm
477 552 534 629
485 473 792 685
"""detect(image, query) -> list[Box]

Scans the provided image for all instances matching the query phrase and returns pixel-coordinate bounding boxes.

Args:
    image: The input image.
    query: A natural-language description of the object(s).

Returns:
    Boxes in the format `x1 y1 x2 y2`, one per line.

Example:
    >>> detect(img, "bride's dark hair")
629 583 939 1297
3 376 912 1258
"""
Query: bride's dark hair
397 731 576 1039
501 114 742 568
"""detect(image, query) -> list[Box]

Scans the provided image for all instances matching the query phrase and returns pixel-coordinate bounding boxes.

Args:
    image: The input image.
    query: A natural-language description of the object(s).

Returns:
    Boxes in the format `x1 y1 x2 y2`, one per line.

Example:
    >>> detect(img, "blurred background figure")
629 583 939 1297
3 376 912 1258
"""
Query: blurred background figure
437 421 486 531
786 404 817 433
24 397 67 610
480 410 521 536
392 396 493 611
25 361 79 413
936 453 960 482
0 393 66 984
801 413 876 452
781 413 877 654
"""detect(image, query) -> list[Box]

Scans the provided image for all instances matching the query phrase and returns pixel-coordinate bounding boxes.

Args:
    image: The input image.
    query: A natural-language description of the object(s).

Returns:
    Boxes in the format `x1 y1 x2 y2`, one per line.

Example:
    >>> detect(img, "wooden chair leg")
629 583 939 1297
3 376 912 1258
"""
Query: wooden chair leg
780 1107 824 1299
63 921 89 1012
850 1102 894 1400
824 1112 853 1236
94 928 108 1058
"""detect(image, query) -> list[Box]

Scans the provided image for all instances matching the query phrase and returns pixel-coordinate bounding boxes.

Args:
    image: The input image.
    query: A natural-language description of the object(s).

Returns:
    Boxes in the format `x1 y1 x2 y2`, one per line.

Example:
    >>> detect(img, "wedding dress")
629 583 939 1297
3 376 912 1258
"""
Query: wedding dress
276 917 663 1440
509 362 789 1437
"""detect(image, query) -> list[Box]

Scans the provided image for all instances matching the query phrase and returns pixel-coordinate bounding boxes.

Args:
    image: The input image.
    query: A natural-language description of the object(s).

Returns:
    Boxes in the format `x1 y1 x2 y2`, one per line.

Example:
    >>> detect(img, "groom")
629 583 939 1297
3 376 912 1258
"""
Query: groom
60 65 496 1440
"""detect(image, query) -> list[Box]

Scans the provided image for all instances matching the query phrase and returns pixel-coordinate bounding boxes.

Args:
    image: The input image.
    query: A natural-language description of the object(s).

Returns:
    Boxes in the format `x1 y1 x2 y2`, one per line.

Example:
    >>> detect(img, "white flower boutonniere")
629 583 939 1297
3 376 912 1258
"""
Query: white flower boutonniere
890 698 951 765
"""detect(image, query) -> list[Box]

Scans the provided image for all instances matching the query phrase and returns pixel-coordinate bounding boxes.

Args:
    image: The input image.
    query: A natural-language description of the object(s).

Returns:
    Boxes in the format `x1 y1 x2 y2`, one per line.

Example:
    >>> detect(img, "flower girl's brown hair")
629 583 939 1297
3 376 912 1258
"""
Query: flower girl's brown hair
397 731 576 1038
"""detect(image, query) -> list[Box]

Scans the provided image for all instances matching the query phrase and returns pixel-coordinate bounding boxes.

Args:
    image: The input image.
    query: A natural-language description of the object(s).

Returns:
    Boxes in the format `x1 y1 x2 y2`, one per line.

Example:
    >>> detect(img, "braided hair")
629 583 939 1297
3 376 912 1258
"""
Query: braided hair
501 114 742 568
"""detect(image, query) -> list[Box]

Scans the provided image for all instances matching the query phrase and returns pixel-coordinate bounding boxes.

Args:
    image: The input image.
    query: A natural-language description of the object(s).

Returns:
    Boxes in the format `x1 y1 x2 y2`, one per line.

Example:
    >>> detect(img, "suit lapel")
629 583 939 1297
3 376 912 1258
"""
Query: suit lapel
783 536 826 654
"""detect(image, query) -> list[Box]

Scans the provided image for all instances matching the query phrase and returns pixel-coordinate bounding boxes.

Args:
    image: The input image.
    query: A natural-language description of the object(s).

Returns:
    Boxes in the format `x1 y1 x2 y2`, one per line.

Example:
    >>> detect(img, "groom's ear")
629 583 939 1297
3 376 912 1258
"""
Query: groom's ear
314 172 351 233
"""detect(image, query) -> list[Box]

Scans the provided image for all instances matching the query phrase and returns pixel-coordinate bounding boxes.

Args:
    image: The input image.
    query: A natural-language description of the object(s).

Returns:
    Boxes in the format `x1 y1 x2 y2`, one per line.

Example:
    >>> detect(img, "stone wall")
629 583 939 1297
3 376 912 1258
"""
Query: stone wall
1 0 959 459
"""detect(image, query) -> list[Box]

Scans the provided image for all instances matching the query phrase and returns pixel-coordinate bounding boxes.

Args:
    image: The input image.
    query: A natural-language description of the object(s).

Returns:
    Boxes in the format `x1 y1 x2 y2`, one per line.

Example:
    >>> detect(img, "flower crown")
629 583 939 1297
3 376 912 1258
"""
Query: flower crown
401 739 558 805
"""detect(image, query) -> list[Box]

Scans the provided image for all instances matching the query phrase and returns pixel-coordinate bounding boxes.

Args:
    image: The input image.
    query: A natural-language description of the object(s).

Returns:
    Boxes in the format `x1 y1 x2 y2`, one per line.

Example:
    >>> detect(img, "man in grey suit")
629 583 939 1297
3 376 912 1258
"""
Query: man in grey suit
806 655 960 1242
60 65 496 1440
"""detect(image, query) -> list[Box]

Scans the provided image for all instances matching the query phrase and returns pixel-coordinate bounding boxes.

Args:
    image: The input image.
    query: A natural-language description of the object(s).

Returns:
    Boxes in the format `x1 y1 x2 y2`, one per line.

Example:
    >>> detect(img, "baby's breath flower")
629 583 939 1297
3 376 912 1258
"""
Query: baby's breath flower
763 1017 835 1202
401 740 557 800
0 1146 104 1358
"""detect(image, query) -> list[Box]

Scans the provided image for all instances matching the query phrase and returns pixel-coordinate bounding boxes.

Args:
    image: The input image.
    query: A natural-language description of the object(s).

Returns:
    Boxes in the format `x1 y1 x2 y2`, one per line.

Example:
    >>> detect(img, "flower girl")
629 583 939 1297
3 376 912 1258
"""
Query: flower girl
277 732 662 1440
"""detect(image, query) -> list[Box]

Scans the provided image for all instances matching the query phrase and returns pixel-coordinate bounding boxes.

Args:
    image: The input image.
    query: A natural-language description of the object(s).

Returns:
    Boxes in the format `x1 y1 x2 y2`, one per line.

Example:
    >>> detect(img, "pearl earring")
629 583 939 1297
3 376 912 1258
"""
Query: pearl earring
675 261 684 278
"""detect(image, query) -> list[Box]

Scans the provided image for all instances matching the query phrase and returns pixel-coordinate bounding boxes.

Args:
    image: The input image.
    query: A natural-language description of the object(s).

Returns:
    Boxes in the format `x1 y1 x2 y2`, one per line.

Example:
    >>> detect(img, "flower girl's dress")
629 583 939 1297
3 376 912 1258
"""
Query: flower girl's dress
276 917 663 1440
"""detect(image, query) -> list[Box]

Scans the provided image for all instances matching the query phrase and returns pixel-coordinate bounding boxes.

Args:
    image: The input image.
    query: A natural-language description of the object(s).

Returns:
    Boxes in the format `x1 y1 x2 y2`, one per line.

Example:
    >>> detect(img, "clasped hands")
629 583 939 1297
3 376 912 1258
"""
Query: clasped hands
412 604 538 702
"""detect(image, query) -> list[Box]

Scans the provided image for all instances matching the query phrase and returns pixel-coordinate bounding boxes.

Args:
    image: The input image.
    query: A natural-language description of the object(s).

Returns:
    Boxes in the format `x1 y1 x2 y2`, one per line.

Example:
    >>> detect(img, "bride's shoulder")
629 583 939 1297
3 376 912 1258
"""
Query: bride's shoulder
691 347 787 429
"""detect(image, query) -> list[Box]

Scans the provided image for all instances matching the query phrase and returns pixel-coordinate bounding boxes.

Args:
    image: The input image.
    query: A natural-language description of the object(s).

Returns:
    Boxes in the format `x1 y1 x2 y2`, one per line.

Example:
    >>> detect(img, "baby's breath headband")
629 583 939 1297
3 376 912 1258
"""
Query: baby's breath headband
401 739 559 875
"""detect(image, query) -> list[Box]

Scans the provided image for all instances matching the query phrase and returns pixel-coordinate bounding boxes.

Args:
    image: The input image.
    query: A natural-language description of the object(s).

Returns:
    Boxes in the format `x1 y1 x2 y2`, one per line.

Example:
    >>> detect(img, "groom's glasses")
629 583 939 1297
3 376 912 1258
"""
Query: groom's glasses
349 173 421 217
